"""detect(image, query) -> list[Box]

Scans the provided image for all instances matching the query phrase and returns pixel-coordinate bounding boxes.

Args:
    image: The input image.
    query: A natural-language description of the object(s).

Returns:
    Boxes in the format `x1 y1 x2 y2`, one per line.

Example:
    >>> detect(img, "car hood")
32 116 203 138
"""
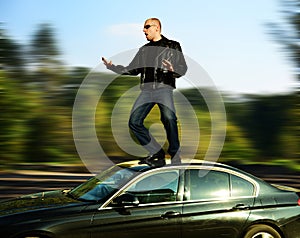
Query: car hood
0 190 80 216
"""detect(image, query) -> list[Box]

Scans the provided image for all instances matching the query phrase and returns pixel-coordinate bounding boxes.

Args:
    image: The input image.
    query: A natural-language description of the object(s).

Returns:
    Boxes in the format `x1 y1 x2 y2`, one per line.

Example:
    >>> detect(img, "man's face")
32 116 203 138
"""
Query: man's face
143 20 159 41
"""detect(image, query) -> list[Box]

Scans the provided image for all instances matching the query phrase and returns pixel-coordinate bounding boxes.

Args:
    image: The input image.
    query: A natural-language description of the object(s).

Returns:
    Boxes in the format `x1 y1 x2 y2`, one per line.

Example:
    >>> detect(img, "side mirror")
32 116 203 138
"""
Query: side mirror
111 193 139 207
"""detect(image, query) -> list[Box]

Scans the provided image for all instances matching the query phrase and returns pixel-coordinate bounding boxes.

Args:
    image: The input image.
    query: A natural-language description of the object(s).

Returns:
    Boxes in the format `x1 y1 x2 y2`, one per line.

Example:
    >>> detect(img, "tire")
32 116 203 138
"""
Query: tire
243 224 282 238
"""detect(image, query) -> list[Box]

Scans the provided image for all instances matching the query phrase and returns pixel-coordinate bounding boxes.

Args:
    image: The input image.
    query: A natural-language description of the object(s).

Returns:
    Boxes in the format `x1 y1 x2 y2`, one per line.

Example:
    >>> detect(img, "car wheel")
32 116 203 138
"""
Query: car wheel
243 224 282 238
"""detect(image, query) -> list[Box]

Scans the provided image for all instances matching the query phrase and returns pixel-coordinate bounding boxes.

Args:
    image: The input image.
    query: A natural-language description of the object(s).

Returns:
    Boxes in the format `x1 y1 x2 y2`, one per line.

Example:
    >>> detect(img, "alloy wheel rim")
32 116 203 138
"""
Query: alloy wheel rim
252 232 275 238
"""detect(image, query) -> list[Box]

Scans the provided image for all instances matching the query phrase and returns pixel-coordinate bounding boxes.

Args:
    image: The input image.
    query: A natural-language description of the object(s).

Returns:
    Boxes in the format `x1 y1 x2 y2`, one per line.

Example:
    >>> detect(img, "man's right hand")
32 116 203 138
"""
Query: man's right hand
102 57 112 67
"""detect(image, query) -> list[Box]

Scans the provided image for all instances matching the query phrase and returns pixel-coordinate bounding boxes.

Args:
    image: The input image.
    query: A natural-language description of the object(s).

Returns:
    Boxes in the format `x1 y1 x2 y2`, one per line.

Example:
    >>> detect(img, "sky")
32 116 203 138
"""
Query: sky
0 0 297 94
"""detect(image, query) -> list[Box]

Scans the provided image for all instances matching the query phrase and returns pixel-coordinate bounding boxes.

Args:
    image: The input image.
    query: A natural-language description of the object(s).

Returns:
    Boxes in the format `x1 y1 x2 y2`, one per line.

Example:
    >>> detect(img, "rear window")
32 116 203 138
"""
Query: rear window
231 174 254 197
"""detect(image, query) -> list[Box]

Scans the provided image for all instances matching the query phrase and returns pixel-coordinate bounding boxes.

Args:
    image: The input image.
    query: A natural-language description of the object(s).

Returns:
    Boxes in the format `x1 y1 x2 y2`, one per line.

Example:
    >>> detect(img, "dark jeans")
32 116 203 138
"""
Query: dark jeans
128 87 180 156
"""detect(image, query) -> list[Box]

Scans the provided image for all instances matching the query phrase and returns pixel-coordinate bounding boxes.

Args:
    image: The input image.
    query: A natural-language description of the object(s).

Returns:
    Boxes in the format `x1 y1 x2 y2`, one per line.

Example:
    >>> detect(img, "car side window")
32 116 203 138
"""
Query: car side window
124 170 179 204
231 174 254 197
189 169 230 200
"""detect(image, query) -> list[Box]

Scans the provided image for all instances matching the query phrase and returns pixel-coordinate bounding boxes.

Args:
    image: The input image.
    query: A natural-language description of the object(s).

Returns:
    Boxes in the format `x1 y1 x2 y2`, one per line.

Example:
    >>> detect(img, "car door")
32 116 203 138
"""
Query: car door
90 168 183 238
182 168 256 238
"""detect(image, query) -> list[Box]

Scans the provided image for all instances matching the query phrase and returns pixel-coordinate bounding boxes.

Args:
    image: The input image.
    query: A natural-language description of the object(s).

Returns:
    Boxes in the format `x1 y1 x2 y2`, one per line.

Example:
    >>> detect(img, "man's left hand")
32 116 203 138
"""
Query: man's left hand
162 59 174 72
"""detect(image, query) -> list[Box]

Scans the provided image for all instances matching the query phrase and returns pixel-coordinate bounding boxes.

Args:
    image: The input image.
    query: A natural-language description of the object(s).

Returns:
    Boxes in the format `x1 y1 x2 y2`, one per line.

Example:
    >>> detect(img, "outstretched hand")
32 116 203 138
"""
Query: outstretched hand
102 57 112 67
162 59 174 72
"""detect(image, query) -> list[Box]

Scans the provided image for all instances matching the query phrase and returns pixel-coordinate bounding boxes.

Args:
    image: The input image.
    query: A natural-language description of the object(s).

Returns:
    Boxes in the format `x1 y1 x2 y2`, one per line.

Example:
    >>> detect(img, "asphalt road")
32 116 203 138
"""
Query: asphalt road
0 163 299 200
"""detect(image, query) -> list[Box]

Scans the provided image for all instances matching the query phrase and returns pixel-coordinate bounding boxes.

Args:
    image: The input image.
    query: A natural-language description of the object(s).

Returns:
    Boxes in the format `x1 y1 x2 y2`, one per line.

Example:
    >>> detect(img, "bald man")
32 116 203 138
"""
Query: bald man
102 18 187 167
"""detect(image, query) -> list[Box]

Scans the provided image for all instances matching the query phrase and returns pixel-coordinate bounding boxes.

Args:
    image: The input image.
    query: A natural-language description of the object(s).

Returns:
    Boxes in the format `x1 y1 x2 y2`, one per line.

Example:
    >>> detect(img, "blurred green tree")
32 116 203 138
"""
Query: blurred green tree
268 0 300 84
29 23 61 68
0 70 37 162
28 23 66 93
0 24 25 79
267 0 300 160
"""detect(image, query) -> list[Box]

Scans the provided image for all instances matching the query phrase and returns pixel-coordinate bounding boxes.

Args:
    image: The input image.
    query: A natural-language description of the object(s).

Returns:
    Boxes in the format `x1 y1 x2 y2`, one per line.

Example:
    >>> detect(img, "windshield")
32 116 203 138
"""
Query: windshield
68 165 137 202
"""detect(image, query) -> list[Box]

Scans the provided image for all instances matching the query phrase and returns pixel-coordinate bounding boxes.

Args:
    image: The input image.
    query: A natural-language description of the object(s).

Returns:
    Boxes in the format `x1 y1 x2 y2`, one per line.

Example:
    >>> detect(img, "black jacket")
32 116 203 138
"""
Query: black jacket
107 35 187 89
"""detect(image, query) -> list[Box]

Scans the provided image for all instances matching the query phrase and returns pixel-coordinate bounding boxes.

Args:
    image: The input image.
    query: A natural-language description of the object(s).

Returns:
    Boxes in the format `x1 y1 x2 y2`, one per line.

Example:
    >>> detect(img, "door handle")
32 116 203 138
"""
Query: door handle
161 211 181 219
232 203 250 210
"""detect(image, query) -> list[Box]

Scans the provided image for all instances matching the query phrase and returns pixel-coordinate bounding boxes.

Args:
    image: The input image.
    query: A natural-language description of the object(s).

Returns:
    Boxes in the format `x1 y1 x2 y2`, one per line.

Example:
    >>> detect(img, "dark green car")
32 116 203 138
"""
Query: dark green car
1 160 300 238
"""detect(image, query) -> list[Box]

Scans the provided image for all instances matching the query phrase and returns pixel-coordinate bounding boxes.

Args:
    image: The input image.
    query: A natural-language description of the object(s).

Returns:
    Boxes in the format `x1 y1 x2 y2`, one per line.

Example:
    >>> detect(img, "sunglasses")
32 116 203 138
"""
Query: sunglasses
144 24 156 29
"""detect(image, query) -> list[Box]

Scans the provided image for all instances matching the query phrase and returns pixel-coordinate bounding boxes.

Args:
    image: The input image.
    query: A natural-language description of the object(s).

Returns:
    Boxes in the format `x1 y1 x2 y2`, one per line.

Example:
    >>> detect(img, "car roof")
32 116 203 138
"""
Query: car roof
117 159 247 175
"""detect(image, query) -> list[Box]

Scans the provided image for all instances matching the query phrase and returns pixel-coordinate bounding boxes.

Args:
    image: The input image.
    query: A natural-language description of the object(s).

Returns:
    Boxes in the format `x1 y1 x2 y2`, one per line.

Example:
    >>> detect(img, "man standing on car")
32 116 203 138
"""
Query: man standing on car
102 17 187 166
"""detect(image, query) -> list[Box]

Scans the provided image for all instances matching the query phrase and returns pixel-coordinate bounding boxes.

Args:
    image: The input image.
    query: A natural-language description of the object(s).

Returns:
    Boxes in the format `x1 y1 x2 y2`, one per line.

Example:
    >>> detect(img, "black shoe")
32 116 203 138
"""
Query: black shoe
139 150 165 167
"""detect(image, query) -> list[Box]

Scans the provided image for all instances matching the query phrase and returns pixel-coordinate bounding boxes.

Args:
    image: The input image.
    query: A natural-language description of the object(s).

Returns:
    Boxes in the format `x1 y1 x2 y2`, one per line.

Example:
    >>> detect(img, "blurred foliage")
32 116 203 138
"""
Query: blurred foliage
267 0 300 83
265 0 300 166
0 24 25 79
0 21 299 169
226 94 299 161
30 23 60 64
